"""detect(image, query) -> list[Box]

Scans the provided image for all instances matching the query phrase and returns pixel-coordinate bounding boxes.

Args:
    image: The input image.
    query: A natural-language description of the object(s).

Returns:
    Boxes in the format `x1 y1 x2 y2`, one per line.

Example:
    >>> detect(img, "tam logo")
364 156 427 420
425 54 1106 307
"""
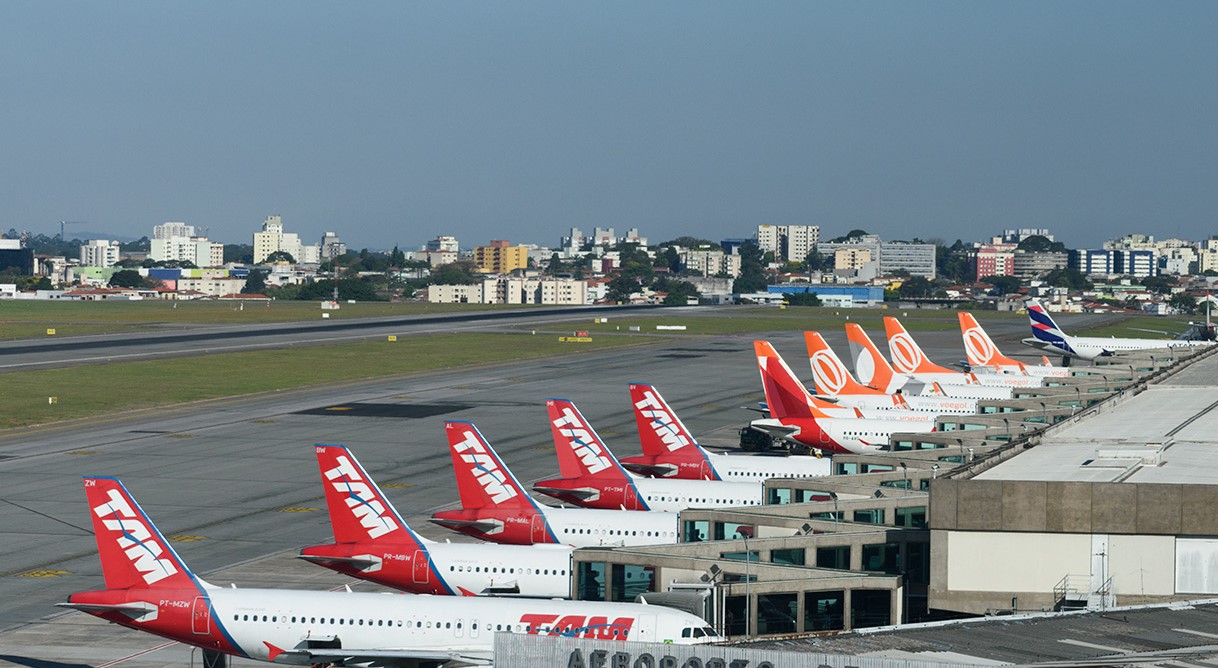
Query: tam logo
809 350 848 394
634 390 691 452
552 407 612 474
323 455 399 539
92 488 178 585
453 430 518 504
519 613 634 639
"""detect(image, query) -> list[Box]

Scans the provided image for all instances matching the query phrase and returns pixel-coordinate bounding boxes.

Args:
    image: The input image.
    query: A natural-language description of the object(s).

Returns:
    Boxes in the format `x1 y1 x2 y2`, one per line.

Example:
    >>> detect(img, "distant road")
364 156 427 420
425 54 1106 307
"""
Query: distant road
0 304 666 371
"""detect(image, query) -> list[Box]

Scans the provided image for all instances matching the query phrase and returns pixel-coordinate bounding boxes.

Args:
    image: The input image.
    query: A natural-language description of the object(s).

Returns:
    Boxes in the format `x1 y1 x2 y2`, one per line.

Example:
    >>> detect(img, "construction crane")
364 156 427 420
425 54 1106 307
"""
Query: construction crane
59 220 87 240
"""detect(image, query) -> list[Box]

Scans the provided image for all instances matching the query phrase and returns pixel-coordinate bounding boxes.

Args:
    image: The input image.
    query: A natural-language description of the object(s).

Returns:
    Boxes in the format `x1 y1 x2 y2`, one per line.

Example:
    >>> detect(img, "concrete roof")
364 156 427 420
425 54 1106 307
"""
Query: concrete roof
748 599 1218 666
974 352 1218 484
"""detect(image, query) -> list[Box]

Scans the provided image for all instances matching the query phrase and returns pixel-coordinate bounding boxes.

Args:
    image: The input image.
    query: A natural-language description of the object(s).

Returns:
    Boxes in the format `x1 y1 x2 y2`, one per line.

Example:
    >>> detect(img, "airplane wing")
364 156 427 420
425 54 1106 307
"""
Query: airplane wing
295 554 380 569
56 601 157 620
620 462 678 477
270 644 491 667
747 421 801 441
531 485 598 500
428 517 502 533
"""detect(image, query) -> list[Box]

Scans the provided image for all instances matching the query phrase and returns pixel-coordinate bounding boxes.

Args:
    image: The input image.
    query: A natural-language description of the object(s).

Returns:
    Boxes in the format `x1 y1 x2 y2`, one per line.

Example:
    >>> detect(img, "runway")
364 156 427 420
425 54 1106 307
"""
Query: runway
0 308 1100 667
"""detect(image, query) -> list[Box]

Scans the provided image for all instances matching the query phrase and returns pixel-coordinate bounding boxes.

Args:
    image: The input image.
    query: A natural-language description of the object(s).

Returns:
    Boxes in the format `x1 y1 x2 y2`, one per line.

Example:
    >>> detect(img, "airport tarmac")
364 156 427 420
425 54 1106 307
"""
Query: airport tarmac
0 310 1098 667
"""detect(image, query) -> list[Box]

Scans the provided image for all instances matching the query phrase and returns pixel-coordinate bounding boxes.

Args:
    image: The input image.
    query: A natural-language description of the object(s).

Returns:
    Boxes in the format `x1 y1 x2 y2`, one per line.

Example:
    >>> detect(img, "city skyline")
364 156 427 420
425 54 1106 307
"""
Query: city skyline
3 2 1216 250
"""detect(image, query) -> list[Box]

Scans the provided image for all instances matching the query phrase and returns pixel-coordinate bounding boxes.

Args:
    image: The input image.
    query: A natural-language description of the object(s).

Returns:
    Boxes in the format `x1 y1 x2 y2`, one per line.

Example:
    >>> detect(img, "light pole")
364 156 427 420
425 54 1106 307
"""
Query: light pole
736 528 752 638
899 462 908 494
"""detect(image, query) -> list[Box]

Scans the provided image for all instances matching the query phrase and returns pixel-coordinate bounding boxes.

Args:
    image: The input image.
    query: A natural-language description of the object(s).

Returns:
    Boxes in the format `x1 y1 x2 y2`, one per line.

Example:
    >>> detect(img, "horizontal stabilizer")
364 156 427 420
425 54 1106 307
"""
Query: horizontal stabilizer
620 462 678 477
56 601 157 620
428 517 501 533
532 485 599 500
295 554 380 569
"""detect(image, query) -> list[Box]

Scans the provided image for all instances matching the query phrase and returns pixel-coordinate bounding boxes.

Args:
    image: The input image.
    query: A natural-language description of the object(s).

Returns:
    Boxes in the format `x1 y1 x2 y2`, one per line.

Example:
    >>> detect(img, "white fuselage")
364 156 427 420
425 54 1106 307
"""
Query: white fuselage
418 541 574 597
707 452 832 482
884 374 1016 400
200 586 712 663
543 506 680 547
631 477 763 511
820 415 936 448
822 394 977 416
971 364 1070 378
1027 335 1213 361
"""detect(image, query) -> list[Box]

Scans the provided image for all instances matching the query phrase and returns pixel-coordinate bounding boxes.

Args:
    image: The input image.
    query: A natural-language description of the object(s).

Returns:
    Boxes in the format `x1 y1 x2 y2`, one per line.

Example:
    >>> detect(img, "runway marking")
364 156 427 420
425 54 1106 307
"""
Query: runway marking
325 406 352 411
168 534 205 543
165 433 194 438
95 641 178 668
382 483 412 488
16 569 70 578
278 507 319 513
69 449 99 455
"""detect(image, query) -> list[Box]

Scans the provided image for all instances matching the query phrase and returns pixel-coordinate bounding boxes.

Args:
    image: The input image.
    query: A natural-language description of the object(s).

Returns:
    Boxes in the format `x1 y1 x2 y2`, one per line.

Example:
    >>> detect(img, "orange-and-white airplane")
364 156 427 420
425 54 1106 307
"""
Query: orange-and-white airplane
958 312 1069 377
299 444 573 598
531 398 763 511
884 317 1042 388
430 421 680 547
845 323 1015 400
59 477 715 667
804 331 978 414
619 383 831 481
749 341 935 454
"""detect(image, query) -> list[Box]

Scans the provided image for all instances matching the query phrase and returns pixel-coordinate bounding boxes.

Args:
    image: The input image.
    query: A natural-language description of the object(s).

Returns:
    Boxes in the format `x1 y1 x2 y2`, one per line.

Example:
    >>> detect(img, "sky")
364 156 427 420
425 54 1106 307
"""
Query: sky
2 2 1216 251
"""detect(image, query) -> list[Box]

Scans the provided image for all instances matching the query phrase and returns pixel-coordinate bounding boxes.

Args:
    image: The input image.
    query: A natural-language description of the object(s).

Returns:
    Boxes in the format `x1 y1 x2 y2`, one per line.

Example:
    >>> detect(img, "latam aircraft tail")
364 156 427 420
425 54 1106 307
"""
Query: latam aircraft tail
445 421 540 512
959 312 1026 370
76 477 203 593
546 398 631 481
1025 298 1075 354
754 340 828 421
884 317 958 375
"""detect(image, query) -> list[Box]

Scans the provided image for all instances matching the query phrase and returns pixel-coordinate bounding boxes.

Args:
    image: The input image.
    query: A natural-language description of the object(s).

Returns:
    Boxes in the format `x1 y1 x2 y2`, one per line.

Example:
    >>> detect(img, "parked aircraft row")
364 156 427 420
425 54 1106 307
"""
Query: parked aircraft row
62 476 716 668
1021 297 1215 360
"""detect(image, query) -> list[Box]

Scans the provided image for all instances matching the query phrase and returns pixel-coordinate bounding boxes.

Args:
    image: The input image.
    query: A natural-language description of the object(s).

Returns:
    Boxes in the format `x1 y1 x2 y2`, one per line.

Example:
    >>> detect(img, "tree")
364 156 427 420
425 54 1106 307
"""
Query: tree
224 244 254 264
806 245 828 272
896 276 934 299
784 292 822 307
659 247 683 273
615 243 654 282
264 250 297 264
828 229 870 243
936 240 971 283
732 241 768 294
1141 275 1174 295
1043 267 1093 291
658 236 717 249
242 269 267 294
980 274 1023 295
390 246 406 267
1016 235 1066 253
430 261 480 285
660 280 700 305
108 269 147 288
605 275 641 303
1169 293 1197 315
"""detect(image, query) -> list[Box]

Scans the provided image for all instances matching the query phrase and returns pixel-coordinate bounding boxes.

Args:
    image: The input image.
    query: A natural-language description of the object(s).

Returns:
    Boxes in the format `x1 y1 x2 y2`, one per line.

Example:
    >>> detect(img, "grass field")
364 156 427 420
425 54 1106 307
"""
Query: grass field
0 300 515 340
0 331 658 429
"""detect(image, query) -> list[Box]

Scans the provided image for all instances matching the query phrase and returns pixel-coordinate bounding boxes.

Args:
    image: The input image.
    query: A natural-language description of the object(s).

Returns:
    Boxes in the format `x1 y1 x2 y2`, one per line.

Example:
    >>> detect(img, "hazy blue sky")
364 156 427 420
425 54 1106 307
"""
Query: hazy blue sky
2 2 1216 250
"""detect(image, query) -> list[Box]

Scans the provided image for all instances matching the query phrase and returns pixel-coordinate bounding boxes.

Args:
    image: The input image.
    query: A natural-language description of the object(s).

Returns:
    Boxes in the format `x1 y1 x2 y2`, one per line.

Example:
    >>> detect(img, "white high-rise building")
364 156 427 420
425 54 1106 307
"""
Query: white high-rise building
80 239 121 268
754 225 820 262
150 236 223 267
252 215 321 264
153 222 196 240
321 232 347 260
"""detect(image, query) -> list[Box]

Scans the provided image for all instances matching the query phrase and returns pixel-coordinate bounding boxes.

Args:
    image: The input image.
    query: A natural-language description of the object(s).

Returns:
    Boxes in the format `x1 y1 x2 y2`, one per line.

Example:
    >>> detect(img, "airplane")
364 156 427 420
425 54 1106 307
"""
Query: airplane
803 331 979 415
749 340 935 454
883 317 1042 389
619 382 832 481
299 444 573 598
531 398 763 511
1022 298 1215 361
430 421 681 547
844 323 1015 400
59 477 716 668
957 312 1069 377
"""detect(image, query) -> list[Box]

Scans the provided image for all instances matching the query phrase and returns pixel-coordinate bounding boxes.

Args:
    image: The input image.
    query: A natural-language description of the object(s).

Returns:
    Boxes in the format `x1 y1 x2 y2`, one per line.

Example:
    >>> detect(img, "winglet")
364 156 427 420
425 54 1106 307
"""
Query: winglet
80 477 201 592
546 399 630 481
884 317 957 374
804 331 884 396
959 312 1024 369
844 323 898 392
444 421 539 511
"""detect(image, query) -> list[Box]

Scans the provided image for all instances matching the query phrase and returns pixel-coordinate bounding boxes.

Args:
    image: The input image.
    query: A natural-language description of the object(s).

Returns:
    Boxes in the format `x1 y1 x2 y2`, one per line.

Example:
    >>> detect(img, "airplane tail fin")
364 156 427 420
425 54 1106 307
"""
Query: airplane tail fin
959 312 1023 369
314 444 426 547
445 421 539 511
755 340 826 421
629 383 702 457
884 316 957 375
1026 298 1072 349
81 477 201 592
845 323 899 391
804 331 884 396
546 399 629 480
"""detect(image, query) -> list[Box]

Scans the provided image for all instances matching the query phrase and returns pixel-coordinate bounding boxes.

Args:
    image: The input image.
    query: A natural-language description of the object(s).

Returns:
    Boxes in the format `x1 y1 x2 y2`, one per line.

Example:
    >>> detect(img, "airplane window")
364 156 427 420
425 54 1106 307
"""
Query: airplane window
682 628 692 638
416 621 422 628
427 621 432 628
329 618 335 624
272 616 277 623
291 616 296 623
446 622 451 629
397 620 403 627
241 615 247 621
377 620 383 626
472 622 478 630
263 616 268 622
457 622 462 629
233 615 238 622
496 624 502 631
339 619 344 625
358 619 364 626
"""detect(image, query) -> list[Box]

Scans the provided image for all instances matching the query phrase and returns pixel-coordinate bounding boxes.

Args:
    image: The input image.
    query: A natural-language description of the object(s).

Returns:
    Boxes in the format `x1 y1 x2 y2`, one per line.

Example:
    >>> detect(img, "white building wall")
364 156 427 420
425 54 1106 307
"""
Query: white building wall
80 240 121 268
153 222 196 240
945 531 1091 592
